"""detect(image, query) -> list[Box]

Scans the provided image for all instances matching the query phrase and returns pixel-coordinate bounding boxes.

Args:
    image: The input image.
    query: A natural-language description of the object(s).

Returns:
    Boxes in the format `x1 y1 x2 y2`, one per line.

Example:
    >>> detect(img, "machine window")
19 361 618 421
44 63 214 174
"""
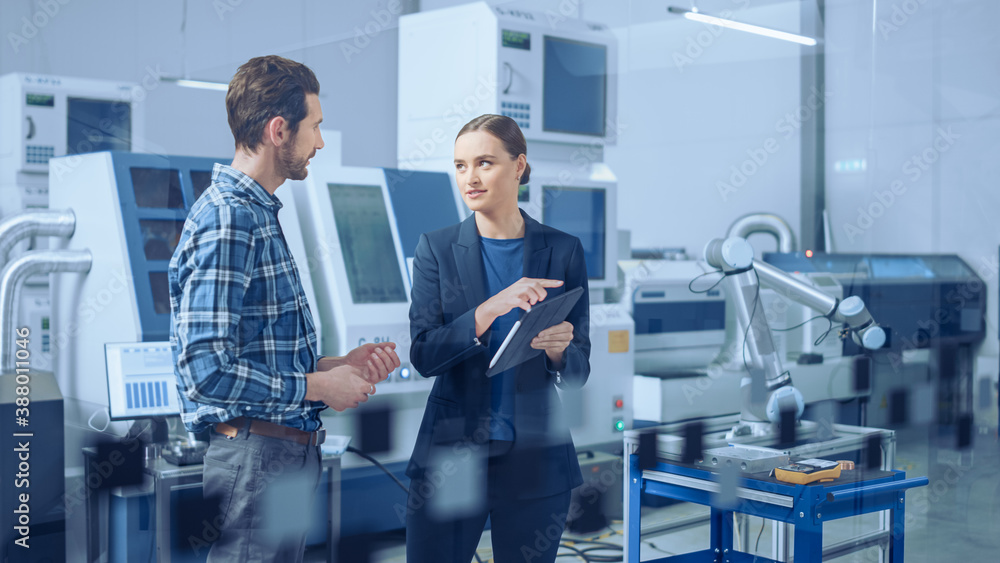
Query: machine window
67 97 131 154
190 170 213 201
543 36 607 136
148 272 171 315
139 220 185 261
130 167 185 209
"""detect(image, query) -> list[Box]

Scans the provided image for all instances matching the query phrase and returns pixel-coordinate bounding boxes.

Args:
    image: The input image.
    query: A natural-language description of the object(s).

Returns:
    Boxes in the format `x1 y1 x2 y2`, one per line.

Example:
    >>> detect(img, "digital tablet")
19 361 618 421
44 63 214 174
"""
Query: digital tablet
486 286 584 377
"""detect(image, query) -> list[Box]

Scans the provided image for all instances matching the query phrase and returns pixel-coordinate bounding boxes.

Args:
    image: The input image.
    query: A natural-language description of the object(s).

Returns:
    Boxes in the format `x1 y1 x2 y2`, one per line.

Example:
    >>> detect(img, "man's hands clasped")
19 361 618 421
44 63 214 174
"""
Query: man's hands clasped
305 342 401 411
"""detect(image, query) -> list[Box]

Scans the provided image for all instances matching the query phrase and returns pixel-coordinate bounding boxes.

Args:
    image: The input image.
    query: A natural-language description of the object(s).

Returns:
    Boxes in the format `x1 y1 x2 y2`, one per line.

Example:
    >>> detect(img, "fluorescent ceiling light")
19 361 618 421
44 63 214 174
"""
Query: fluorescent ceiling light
667 6 818 46
161 77 229 92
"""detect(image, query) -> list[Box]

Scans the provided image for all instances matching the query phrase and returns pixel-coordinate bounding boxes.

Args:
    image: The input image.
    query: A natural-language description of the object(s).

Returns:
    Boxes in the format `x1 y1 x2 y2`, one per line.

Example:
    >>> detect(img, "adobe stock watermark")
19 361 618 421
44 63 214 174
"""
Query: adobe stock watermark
520 455 626 561
673 0 752 72
717 87 831 202
516 116 628 221
213 0 245 21
7 0 73 55
393 408 512 524
543 0 580 29
396 72 497 174
843 126 959 243
187 439 315 555
877 0 928 41
339 1 403 63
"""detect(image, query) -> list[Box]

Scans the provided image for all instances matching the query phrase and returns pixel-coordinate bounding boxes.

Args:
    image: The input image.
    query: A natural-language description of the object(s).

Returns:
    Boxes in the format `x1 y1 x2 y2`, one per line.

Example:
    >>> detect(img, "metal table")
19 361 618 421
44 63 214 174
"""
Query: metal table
623 438 927 562
626 417 914 562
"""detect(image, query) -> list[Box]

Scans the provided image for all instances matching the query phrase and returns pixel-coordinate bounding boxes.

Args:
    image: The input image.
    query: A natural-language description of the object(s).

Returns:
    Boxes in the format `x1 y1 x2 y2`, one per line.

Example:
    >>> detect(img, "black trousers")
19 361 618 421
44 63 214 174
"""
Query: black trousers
406 440 573 563
200 426 322 563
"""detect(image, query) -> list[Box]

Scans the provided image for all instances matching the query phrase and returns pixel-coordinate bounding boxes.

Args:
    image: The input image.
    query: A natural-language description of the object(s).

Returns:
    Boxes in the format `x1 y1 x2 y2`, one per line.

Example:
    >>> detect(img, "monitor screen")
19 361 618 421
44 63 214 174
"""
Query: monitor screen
542 186 606 280
383 170 461 262
105 342 179 420
191 170 213 201
130 167 185 209
140 220 185 261
543 36 607 137
328 183 407 304
67 97 131 154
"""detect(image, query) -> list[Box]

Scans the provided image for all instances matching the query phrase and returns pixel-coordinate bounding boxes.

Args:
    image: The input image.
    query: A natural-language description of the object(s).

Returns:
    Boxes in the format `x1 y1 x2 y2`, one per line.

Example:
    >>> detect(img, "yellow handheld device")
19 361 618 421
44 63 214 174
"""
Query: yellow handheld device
774 458 842 484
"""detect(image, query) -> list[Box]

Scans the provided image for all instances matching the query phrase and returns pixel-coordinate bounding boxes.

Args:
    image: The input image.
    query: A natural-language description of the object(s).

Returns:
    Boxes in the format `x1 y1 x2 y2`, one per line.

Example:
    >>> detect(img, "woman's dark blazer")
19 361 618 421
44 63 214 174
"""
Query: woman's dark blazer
406 209 591 499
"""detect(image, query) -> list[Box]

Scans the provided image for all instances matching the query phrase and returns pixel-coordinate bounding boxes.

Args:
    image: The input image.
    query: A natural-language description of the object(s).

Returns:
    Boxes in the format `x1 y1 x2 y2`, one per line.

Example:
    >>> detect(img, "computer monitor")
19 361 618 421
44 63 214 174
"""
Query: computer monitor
105 341 180 420
383 169 463 263
540 184 618 290
289 160 464 393
543 36 607 137
67 97 132 154
328 183 408 304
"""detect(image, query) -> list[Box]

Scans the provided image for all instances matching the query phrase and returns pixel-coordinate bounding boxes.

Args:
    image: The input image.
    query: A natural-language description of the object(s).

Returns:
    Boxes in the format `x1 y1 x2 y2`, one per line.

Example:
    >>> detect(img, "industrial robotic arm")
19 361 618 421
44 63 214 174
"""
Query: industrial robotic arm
703 237 886 437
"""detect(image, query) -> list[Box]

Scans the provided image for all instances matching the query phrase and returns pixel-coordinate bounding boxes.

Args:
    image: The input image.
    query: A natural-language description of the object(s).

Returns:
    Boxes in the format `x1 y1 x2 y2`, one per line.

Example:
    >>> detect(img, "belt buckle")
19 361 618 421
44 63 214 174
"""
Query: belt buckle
314 427 326 446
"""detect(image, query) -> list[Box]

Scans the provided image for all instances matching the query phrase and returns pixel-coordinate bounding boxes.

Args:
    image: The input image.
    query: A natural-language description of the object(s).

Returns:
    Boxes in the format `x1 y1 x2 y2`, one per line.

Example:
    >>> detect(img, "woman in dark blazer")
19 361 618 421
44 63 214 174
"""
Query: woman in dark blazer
404 114 591 562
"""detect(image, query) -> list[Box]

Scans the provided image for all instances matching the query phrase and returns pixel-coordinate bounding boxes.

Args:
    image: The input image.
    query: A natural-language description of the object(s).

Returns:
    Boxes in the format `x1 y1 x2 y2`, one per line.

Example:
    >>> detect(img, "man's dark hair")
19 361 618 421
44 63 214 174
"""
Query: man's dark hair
226 55 320 153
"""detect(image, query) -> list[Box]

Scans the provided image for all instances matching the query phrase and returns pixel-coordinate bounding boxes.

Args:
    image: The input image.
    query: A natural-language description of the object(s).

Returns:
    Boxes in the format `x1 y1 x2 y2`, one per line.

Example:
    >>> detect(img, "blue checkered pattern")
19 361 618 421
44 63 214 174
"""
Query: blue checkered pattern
169 163 322 432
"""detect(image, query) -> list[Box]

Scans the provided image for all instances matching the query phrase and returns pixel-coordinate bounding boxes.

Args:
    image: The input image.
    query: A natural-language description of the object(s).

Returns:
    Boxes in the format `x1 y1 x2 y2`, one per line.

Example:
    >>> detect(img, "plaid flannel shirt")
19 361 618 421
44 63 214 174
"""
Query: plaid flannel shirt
169 163 322 432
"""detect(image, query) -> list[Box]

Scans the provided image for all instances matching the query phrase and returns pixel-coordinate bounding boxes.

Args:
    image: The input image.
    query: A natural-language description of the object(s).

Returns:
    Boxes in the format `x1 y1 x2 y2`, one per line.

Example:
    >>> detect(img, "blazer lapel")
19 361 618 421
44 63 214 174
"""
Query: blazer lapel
453 214 489 312
522 210 551 280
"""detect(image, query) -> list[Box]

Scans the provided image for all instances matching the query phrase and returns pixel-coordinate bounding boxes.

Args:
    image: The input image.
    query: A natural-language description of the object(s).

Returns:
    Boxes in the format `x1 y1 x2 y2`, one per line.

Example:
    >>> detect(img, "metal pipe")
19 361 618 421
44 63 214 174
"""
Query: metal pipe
728 213 796 253
0 210 76 267
753 259 839 317
0 250 92 372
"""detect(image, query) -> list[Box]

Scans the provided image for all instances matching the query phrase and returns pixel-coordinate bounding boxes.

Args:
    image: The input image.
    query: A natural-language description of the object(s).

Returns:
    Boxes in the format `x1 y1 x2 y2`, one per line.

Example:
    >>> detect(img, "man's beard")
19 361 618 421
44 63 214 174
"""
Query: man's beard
277 137 311 181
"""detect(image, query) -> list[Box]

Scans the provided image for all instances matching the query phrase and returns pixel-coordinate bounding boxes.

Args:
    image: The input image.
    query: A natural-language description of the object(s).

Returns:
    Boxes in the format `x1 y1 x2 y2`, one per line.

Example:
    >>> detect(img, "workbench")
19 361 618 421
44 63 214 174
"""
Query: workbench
624 454 927 563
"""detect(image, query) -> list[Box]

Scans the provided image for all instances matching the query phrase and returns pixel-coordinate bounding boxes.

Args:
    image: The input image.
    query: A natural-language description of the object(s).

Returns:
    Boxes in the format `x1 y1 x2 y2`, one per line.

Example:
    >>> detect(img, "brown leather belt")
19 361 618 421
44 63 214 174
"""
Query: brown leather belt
215 416 326 446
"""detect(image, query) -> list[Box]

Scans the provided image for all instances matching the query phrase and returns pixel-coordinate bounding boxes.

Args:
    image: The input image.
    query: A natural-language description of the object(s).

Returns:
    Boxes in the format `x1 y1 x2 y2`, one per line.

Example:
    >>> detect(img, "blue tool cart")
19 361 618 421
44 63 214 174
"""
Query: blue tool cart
624 453 928 563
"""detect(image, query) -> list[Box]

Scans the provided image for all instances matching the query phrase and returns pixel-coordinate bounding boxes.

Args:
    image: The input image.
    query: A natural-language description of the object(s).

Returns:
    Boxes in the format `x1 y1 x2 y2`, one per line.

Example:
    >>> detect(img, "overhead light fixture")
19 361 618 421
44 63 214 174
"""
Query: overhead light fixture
161 77 229 92
667 6 818 46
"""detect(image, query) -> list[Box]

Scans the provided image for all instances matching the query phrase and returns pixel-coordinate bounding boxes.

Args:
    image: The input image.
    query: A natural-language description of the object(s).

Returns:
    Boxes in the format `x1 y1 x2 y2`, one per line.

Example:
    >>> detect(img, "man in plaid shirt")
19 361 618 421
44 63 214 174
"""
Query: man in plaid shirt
169 55 399 562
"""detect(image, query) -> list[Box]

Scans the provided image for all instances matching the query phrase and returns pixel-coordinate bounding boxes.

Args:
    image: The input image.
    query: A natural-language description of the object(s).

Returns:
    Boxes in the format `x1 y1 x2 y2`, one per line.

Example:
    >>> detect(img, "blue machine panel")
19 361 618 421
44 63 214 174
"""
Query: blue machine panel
633 301 726 335
543 36 607 137
383 169 462 262
542 186 606 280
110 152 226 342
763 252 986 350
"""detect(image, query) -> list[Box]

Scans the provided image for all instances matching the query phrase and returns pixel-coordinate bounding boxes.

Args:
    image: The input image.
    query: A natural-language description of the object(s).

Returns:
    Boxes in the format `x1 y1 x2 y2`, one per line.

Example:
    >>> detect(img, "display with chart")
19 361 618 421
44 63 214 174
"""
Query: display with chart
105 342 179 420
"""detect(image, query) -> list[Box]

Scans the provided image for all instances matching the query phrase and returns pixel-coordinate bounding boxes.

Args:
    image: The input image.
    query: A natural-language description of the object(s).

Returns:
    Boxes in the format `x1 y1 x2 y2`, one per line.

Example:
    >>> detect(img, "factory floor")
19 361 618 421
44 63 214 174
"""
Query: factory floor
307 426 1000 562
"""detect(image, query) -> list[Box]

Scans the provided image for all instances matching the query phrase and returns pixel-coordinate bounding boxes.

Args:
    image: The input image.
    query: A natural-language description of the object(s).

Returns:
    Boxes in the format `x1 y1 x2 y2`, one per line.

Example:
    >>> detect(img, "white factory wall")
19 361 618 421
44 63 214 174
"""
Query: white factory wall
0 0 407 167
585 0 805 258
824 0 1000 368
